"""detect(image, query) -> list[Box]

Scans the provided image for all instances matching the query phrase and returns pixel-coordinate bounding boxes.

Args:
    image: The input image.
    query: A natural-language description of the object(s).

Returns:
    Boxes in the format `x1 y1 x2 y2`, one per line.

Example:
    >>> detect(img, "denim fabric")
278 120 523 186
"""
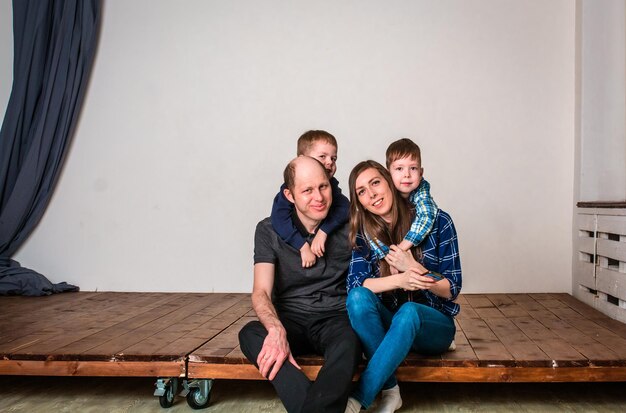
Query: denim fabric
346 287 455 408
348 209 462 317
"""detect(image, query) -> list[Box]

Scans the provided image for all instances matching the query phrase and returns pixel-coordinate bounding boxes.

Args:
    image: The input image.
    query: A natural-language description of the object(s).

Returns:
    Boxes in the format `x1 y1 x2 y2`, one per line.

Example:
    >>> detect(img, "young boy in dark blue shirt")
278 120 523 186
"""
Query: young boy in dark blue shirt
271 130 350 267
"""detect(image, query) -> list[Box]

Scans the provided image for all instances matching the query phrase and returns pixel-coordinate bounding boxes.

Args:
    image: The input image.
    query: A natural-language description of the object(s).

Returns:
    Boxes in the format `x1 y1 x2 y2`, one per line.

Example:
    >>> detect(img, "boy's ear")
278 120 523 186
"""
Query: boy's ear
283 188 295 204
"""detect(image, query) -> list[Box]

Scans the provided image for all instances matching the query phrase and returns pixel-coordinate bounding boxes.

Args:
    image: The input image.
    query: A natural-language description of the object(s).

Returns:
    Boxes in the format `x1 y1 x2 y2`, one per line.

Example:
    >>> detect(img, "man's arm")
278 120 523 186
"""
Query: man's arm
251 262 301 380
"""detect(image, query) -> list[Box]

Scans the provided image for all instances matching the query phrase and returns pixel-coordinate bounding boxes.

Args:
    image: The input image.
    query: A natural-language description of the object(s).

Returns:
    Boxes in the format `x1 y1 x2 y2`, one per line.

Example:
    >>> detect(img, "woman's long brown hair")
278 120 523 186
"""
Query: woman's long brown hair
348 160 415 277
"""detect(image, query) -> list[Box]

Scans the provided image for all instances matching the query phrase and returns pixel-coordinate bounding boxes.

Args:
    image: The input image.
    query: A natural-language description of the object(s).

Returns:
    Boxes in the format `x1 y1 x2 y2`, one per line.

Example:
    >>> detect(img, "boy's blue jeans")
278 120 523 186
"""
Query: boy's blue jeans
346 287 456 408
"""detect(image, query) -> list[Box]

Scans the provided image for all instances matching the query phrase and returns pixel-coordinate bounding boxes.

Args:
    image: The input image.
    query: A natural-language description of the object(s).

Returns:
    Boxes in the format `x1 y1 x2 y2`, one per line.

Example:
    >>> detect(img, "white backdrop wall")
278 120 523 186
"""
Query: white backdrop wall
1 0 576 293
0 1 11 127
579 0 626 202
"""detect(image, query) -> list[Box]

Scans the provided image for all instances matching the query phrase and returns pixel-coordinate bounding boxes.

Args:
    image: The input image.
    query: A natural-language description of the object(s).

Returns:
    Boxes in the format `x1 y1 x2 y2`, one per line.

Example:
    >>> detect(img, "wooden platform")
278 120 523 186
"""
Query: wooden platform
2 292 626 382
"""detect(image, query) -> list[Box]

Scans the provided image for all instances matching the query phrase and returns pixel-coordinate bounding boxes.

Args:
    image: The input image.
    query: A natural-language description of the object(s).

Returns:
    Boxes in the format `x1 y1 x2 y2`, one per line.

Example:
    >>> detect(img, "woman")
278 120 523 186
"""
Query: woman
344 160 462 413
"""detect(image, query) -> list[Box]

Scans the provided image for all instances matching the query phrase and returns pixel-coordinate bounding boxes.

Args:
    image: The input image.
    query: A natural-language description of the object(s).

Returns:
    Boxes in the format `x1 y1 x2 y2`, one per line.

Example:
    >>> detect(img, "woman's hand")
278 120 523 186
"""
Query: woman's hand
395 269 420 291
385 246 427 273
407 269 453 299
363 265 449 297
393 268 429 291
406 269 438 291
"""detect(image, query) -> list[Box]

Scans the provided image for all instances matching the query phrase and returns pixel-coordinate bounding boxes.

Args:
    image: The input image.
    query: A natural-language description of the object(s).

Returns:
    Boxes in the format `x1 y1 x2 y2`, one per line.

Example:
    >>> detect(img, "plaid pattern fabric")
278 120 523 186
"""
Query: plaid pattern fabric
365 236 390 259
348 210 461 317
406 179 438 244
365 179 438 259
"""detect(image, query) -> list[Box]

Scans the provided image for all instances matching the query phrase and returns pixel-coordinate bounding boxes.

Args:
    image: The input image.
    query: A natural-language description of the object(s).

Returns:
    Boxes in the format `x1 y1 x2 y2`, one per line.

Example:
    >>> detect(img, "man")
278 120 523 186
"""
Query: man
238 156 361 413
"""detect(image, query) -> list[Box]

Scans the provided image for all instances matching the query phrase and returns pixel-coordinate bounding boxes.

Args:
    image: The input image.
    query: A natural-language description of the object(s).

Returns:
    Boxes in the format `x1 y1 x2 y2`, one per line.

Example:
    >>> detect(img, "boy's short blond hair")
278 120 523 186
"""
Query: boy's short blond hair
297 130 338 156
385 138 422 168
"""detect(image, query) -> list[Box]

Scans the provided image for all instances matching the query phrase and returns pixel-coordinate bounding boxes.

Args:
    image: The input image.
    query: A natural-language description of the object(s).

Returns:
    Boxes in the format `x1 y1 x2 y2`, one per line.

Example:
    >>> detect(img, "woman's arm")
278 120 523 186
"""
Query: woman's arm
362 271 415 293
347 234 413 293
434 213 462 301
349 234 450 295
406 273 452 299
383 245 450 295
347 237 372 292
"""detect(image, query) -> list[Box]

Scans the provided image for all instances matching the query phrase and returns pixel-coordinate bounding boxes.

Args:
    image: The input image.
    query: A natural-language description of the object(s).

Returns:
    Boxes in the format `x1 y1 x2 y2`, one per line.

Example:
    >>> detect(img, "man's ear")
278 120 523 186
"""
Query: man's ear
283 188 295 204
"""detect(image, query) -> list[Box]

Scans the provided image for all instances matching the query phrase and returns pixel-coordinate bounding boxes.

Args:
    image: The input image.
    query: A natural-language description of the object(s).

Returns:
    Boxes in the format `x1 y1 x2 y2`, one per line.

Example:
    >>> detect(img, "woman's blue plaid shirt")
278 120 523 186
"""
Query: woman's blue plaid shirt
348 209 462 317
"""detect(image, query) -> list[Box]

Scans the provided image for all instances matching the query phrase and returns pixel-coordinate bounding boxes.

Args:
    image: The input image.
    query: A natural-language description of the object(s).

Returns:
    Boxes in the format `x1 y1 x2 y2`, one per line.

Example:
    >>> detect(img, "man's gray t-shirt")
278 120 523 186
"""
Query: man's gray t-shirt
254 217 351 314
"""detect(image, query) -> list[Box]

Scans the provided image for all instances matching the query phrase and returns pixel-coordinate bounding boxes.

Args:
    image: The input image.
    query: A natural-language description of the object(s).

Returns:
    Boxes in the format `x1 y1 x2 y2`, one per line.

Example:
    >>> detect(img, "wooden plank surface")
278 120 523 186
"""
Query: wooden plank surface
2 292 626 381
0 360 184 377
186 362 626 383
0 293 252 368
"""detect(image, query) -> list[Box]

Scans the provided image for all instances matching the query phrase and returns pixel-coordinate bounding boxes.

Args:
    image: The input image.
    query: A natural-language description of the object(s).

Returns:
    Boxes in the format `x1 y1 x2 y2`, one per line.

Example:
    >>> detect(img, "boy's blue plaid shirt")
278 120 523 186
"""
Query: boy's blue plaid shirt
366 179 438 259
350 209 461 317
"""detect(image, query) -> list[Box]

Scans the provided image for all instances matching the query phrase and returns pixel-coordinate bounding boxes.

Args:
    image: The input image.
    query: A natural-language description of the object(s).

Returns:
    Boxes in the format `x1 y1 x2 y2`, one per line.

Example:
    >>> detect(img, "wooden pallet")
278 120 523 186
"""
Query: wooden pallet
2 292 626 382
575 205 626 323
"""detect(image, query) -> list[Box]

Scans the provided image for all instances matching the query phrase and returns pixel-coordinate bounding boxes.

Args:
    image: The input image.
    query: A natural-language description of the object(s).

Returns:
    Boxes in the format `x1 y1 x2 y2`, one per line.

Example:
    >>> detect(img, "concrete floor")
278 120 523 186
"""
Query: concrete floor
0 376 625 412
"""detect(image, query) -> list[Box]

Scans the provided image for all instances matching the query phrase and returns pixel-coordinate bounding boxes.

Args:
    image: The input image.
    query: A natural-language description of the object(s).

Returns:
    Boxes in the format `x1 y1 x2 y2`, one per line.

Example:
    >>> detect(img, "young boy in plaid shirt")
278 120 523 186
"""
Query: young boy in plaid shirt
366 138 438 259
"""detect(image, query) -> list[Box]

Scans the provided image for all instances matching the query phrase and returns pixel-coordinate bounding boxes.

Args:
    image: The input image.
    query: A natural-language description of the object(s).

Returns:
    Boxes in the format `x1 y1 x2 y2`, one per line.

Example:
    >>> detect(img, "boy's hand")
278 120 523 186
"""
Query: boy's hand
300 243 316 268
385 245 420 273
397 239 414 252
311 230 327 257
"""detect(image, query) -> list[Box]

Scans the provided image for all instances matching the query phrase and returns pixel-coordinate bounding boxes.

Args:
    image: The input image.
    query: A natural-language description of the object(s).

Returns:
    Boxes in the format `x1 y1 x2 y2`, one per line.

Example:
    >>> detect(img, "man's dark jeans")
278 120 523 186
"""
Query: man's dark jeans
238 309 361 413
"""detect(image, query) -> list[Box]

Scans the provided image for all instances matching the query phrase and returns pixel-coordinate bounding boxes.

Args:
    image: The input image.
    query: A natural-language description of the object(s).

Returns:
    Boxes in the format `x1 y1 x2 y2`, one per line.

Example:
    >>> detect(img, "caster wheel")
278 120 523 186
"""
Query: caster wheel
186 379 212 410
158 378 178 408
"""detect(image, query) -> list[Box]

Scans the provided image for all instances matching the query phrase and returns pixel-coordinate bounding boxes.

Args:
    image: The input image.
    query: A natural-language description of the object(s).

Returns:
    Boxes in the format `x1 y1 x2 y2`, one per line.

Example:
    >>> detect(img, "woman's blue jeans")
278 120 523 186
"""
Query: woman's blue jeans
346 287 456 408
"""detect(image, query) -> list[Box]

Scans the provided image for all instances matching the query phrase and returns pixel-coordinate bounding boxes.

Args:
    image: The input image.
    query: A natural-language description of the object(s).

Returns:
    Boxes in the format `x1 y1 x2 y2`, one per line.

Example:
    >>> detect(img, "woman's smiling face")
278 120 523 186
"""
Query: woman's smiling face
355 167 394 224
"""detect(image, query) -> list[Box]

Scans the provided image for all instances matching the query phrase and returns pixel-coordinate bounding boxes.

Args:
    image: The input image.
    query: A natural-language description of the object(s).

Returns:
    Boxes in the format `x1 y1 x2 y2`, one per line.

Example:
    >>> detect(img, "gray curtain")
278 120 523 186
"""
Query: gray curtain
0 0 101 295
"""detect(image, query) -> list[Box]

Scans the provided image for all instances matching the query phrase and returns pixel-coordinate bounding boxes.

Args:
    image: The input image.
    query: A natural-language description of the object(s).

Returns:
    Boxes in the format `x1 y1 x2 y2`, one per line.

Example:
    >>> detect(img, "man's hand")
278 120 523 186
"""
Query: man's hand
256 327 301 380
300 243 316 268
310 230 327 257
251 263 302 380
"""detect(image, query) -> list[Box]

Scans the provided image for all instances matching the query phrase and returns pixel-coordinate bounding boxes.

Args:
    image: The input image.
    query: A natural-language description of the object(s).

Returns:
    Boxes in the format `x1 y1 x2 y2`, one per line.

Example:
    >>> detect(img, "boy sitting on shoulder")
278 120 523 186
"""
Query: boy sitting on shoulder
271 130 350 268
